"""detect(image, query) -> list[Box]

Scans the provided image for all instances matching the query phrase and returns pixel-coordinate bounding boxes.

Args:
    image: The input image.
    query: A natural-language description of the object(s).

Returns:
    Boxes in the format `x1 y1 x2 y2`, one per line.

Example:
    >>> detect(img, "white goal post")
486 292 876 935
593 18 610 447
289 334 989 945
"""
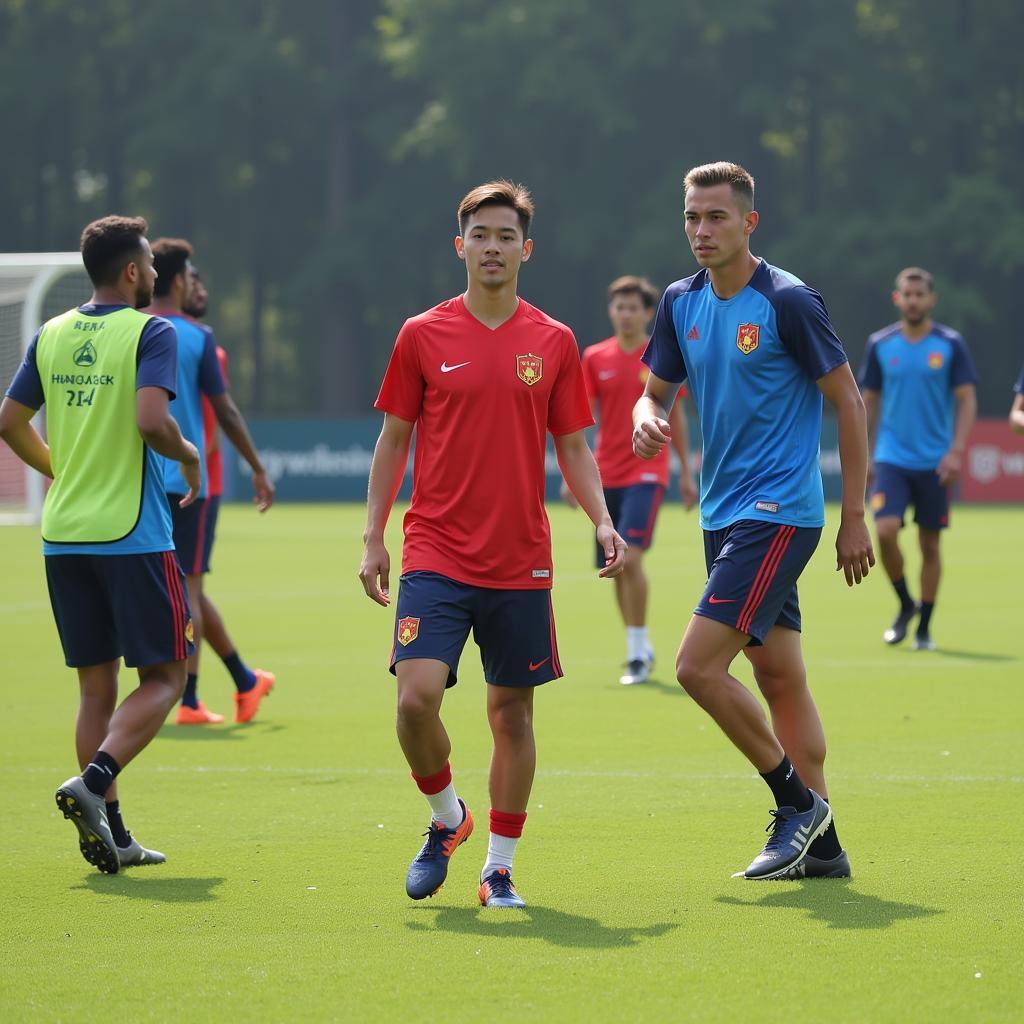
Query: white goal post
0 254 92 524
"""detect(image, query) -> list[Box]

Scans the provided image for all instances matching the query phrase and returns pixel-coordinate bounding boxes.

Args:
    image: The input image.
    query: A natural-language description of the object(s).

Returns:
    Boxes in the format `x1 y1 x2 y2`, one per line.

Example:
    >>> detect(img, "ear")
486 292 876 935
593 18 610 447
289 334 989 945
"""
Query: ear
454 235 466 262
521 238 533 262
891 290 900 308
744 210 759 236
123 260 140 284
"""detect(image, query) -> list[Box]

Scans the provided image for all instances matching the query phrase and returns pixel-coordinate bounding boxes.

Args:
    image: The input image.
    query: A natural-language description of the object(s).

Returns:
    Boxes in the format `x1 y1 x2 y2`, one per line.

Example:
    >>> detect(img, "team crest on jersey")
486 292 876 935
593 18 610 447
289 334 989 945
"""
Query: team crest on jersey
73 340 97 367
639 367 650 385
185 618 195 644
928 352 944 370
871 492 886 511
516 353 543 386
736 323 760 355
397 616 420 646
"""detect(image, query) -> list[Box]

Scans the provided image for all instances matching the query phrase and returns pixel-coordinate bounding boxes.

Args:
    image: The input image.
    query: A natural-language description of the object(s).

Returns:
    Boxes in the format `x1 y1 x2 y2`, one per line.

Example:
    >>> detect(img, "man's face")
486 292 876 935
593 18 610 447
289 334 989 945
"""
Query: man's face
608 293 651 339
455 205 532 288
683 183 757 270
892 279 936 326
133 238 156 309
186 272 208 318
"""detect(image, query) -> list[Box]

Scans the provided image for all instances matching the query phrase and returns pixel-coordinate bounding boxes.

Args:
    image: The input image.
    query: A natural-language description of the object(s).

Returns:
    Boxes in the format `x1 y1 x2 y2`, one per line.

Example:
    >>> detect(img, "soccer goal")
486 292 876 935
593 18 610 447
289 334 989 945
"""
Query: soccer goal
0 254 91 524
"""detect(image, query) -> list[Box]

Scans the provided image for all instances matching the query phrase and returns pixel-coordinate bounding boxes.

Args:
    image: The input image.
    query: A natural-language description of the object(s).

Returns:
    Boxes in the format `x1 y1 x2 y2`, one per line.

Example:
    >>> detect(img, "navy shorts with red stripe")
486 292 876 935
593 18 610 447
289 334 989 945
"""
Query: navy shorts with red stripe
596 483 666 567
390 571 562 688
696 519 822 647
168 495 213 576
44 551 195 668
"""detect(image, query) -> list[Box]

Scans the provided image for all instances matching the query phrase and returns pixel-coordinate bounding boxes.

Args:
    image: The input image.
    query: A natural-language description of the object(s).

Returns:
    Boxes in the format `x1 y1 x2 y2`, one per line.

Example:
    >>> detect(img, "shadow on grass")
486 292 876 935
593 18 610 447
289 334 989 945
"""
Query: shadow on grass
72 874 226 903
407 905 676 948
930 649 1017 663
156 722 287 742
715 881 940 930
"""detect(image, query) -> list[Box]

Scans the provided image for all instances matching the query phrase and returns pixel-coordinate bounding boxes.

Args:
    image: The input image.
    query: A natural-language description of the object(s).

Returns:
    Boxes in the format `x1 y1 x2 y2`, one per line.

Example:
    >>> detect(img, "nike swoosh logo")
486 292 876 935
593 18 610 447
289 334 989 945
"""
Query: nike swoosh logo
441 360 471 373
529 658 550 672
708 594 735 604
598 371 617 380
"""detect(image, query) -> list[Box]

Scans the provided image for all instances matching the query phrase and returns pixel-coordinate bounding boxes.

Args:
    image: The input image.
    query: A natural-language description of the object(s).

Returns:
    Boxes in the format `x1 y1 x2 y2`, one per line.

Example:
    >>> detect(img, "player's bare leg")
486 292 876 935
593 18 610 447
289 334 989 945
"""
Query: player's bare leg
876 515 918 645
177 574 222 723
617 547 652 684
200 591 231 656
101 661 188 765
75 661 119 800
915 527 941 650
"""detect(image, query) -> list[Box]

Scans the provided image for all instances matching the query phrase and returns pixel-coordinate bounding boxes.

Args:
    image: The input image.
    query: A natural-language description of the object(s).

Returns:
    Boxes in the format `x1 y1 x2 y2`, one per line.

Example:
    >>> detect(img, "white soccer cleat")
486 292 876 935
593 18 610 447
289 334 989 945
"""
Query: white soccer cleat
619 658 650 686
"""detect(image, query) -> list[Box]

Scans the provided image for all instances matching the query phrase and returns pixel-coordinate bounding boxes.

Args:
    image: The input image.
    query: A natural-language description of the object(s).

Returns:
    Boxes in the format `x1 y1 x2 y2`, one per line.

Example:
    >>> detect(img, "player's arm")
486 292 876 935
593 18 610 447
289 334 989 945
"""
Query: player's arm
209 392 274 512
1010 393 1024 435
861 388 880 488
359 413 414 605
136 387 200 508
632 372 680 459
554 429 626 578
0 397 52 478
559 396 595 511
817 363 875 586
668 396 697 509
937 383 977 485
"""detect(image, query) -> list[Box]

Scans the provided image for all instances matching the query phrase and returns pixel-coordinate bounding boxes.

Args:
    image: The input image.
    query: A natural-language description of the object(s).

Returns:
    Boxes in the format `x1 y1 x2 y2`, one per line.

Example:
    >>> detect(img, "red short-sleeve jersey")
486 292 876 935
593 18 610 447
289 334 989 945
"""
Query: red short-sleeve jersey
375 296 593 589
582 337 685 489
202 346 229 498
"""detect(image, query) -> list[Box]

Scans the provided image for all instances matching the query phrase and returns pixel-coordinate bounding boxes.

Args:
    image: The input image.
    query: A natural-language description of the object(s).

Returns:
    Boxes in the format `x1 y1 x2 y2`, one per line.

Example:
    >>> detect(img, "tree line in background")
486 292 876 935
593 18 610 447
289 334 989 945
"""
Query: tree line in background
2 0 1021 414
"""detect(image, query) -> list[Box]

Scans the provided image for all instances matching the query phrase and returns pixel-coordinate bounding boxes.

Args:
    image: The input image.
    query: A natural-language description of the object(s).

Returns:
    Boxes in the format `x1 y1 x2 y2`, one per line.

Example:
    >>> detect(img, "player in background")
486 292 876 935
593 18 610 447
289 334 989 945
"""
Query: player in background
633 162 874 880
359 180 626 908
146 239 275 724
1007 362 1024 433
564 275 698 685
0 215 199 872
859 268 977 650
182 268 276 722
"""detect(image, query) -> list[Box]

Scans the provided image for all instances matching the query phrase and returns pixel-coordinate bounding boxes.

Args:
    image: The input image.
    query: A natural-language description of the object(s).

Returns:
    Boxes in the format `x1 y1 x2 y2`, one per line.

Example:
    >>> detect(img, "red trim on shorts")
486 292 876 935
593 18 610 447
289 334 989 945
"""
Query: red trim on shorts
546 592 562 676
192 500 209 575
412 761 452 795
489 809 527 838
639 485 666 547
736 526 795 634
163 552 185 660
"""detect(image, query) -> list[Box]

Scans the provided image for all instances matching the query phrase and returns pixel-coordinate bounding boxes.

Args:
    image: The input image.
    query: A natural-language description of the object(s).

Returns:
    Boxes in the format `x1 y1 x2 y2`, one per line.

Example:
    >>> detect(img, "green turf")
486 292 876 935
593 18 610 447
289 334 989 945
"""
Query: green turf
1 503 1020 1022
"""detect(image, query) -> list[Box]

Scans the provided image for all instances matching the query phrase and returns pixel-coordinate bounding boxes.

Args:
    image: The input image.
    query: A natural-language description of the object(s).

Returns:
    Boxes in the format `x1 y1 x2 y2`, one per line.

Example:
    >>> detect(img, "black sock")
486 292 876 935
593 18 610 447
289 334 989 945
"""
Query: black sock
760 755 813 811
808 799 842 859
106 800 131 848
918 601 935 635
81 751 120 797
182 672 199 709
892 577 915 613
222 651 256 693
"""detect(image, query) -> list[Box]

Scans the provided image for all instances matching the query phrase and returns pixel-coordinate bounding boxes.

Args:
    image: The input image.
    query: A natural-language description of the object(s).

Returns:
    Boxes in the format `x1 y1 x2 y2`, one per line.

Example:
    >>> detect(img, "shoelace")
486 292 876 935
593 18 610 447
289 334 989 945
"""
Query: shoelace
419 820 456 857
487 870 516 898
762 807 795 852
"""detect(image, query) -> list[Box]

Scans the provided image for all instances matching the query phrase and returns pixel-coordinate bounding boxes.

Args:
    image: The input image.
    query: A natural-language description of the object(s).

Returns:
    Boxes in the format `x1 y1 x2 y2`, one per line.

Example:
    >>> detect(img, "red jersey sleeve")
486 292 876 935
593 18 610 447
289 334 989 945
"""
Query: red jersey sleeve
548 329 595 436
580 346 598 403
374 320 424 421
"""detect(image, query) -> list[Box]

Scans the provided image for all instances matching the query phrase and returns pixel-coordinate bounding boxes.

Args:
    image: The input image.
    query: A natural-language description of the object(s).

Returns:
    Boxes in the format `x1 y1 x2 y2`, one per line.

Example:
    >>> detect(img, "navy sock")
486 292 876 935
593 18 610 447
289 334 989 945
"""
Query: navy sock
82 751 120 797
760 755 813 812
181 672 199 709
808 800 842 859
106 800 131 848
892 577 915 613
918 601 935 635
222 651 256 693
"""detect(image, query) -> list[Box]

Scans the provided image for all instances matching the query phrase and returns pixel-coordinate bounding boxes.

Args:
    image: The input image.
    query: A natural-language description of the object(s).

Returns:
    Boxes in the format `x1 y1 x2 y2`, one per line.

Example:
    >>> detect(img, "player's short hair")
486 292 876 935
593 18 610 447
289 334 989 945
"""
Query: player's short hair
457 180 534 239
607 275 658 309
895 266 934 292
151 237 194 297
684 161 756 210
79 215 149 287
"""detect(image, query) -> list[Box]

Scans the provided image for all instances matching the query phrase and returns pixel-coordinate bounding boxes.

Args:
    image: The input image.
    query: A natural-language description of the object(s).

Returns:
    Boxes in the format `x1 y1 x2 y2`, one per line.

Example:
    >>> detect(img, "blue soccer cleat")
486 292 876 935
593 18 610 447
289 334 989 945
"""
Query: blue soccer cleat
405 800 473 900
781 849 851 879
744 789 832 880
478 867 526 908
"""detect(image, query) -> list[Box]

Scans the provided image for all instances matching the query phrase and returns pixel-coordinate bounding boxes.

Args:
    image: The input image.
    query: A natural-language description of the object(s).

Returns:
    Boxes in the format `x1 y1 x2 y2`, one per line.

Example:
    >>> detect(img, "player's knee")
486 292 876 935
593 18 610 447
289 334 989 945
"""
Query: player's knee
875 518 900 545
753 667 806 703
919 535 941 560
623 546 645 574
488 696 533 740
396 686 440 726
675 653 714 698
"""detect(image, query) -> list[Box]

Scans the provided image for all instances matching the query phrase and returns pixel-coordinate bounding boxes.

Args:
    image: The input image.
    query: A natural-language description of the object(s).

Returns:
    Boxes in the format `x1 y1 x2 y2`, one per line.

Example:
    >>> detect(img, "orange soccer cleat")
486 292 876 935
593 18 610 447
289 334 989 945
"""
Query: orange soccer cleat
234 669 275 724
175 701 225 725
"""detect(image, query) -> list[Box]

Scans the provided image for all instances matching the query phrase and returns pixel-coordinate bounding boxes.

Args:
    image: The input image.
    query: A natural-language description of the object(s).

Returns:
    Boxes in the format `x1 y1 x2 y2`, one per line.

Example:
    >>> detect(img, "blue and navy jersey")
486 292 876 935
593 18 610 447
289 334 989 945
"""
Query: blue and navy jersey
156 314 225 497
858 322 977 470
643 259 848 531
5 303 179 556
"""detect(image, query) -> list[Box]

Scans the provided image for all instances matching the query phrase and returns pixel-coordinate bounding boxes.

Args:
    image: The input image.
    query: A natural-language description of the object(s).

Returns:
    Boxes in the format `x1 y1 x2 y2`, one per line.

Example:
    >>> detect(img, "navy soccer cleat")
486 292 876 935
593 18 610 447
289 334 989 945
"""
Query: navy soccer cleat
478 867 526 908
883 604 919 645
744 789 832 880
913 633 936 651
781 849 851 879
405 800 473 900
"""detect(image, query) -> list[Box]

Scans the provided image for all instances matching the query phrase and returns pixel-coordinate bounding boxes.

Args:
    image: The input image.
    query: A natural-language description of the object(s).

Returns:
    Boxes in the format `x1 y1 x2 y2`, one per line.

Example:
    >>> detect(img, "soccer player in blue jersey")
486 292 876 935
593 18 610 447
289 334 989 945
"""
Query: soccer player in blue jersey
633 162 874 880
147 239 275 724
859 268 978 651
1 215 199 872
1011 362 1024 434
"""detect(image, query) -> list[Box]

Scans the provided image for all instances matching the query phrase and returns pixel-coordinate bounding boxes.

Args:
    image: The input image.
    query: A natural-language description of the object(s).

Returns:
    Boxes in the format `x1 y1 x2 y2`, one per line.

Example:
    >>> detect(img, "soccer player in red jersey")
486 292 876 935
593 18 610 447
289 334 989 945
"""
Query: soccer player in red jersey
565 276 698 685
359 180 626 908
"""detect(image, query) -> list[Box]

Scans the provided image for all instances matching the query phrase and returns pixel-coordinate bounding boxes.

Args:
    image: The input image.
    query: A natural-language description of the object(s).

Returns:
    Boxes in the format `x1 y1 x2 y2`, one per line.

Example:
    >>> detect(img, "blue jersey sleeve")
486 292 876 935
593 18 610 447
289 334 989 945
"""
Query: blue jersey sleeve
858 336 883 391
776 287 849 381
197 329 227 399
948 333 978 388
642 286 687 383
4 331 45 409
136 317 178 397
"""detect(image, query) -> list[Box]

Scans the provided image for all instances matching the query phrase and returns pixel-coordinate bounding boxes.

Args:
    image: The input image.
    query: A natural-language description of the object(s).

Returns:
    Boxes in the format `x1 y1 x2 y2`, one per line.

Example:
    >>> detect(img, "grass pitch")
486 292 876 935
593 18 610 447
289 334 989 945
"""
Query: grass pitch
1 502 1021 1022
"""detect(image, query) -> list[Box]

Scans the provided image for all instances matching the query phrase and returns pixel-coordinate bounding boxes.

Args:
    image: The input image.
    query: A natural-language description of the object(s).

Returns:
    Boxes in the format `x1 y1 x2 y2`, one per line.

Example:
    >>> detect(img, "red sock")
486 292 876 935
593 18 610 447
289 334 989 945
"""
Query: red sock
489 809 527 838
412 761 452 795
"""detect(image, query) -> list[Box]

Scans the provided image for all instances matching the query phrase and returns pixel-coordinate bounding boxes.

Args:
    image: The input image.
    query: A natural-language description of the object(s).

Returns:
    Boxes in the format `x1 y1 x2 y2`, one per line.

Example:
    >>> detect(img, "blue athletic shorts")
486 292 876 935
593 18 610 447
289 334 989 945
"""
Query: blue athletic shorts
168 495 214 576
871 462 950 530
596 483 666 567
390 571 563 688
696 520 822 647
45 551 194 668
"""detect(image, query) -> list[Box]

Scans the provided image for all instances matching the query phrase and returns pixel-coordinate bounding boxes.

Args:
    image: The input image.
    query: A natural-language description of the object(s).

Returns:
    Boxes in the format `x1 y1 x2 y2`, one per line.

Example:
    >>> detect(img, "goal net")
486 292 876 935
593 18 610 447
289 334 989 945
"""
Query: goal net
0 254 91 524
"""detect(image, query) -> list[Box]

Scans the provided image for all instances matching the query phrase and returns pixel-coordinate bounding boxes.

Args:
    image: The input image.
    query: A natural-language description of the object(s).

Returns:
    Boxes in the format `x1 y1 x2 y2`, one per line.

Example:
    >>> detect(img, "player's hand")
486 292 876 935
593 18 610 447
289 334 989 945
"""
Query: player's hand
178 442 201 508
359 538 391 606
835 514 875 586
596 524 627 578
560 480 580 509
679 472 698 510
633 417 671 460
936 450 961 486
251 470 275 512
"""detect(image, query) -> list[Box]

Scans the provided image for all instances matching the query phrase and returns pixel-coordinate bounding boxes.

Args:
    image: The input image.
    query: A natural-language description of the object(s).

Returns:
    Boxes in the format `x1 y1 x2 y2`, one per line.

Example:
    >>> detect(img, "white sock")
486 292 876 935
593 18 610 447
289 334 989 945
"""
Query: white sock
426 783 463 829
627 626 649 663
482 832 519 879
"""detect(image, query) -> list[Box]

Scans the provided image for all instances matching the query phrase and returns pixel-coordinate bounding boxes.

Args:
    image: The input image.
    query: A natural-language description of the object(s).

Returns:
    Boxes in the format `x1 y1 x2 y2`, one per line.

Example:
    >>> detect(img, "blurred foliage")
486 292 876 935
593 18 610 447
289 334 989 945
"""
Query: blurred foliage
2 0 1020 413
